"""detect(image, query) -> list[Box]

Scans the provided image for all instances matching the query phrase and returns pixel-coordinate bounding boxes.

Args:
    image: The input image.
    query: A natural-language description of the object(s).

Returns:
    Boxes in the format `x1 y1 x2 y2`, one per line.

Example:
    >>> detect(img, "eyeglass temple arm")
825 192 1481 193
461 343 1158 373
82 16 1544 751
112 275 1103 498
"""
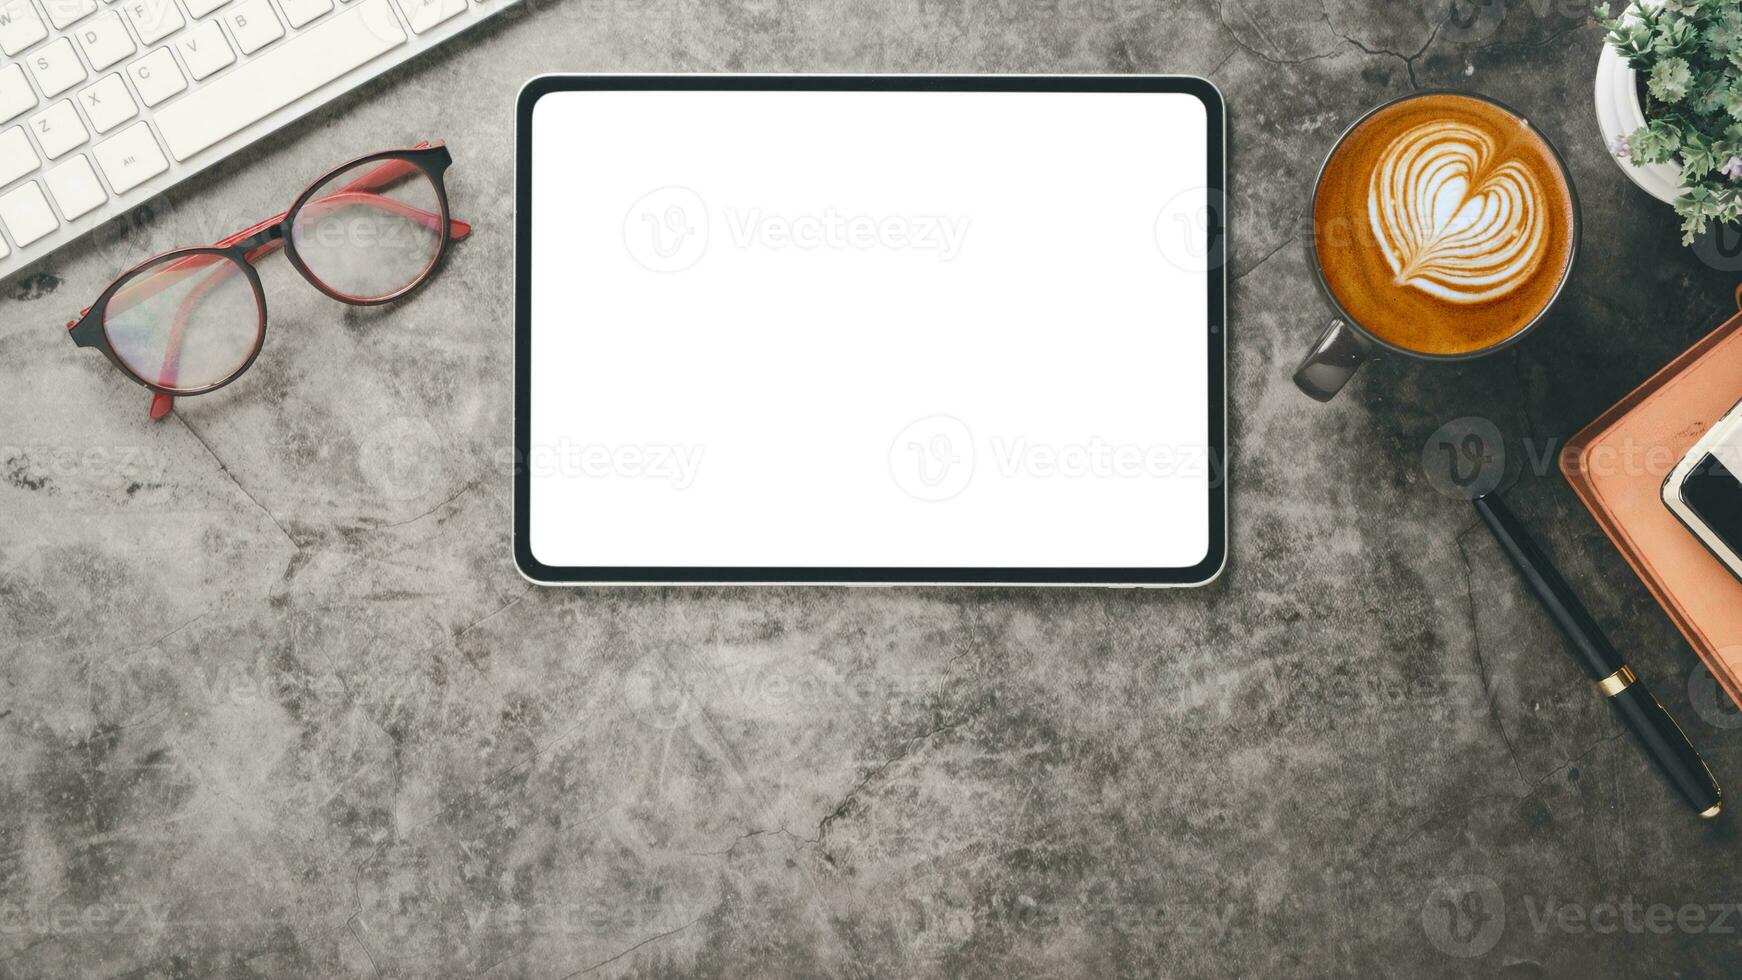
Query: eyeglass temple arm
139 145 471 420
147 262 249 418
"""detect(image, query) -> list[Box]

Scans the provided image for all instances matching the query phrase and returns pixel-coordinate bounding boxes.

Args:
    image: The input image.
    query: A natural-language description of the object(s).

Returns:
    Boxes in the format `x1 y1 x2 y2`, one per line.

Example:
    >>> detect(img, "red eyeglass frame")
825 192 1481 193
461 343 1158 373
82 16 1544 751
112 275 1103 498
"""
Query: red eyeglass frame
65 141 472 420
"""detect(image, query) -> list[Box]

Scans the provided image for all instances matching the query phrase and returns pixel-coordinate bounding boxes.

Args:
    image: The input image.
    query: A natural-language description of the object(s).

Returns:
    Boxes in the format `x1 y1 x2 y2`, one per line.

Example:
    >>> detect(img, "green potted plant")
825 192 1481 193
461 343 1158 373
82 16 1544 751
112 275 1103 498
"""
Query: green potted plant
1596 0 1742 243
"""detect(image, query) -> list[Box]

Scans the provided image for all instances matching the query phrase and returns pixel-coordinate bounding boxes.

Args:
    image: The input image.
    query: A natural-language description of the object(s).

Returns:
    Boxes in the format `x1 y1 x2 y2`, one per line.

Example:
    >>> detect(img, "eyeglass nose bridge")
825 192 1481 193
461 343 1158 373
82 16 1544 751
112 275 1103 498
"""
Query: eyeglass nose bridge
233 225 285 255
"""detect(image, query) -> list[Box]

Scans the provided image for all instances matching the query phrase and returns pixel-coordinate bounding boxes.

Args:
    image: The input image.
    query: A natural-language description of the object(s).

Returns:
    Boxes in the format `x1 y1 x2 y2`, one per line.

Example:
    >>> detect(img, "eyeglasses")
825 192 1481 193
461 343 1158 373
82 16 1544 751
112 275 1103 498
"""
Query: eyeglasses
66 142 471 420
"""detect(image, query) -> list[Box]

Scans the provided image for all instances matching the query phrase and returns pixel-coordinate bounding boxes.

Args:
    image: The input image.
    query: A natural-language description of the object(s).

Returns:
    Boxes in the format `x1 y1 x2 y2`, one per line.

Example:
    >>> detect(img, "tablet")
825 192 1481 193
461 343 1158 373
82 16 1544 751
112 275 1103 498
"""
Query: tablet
515 75 1226 586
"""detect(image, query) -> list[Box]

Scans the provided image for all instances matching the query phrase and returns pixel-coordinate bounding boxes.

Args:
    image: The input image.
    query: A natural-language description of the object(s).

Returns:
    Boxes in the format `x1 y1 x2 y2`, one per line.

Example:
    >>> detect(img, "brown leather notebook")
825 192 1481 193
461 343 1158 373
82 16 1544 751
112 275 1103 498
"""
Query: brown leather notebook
1563 290 1742 709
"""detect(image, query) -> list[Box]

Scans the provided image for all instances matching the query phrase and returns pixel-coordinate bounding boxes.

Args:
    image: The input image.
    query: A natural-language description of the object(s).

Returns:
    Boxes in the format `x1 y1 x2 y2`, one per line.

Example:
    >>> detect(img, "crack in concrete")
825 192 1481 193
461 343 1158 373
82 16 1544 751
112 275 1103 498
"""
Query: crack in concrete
557 913 707 979
175 414 297 549
455 586 533 640
1372 731 1624 856
693 825 813 857
1519 731 1624 802
347 914 381 977
812 706 983 864
1455 531 1528 785
358 479 479 532
141 610 207 649
1328 17 1444 89
1217 30 1343 69
1465 21 1587 58
1205 45 1239 78
1227 0 1285 61
1215 0 1442 87
1231 232 1298 284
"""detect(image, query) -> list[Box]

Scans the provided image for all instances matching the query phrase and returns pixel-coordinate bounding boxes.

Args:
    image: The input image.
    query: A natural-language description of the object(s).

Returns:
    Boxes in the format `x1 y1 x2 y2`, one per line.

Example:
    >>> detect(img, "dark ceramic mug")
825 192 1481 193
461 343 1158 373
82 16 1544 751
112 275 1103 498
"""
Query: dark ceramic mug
1292 91 1582 402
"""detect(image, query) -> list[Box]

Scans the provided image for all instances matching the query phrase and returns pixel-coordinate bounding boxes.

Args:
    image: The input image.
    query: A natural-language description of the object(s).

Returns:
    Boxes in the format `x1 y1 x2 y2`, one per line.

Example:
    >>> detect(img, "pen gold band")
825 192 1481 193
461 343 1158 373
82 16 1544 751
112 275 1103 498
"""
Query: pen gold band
1597 665 1637 698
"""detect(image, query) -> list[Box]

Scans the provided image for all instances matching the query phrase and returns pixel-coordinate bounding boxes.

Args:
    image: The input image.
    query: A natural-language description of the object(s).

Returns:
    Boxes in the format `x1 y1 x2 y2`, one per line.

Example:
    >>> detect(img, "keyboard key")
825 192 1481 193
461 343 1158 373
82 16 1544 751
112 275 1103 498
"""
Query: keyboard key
0 181 58 245
0 0 49 56
126 47 186 105
45 153 105 218
121 0 183 44
223 0 280 52
92 119 166 191
0 233 10 260
399 0 461 34
278 0 327 27
184 0 226 15
157 0 403 161
174 19 231 78
74 10 134 68
27 38 87 97
0 63 36 123
41 0 97 29
0 125 38 184
31 99 88 157
79 74 137 132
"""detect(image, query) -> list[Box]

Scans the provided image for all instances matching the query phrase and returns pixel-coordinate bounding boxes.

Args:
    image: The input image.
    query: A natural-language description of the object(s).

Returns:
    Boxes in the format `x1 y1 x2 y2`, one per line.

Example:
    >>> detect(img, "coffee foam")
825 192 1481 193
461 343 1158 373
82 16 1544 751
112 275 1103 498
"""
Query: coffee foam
1312 94 1575 357
1368 120 1548 304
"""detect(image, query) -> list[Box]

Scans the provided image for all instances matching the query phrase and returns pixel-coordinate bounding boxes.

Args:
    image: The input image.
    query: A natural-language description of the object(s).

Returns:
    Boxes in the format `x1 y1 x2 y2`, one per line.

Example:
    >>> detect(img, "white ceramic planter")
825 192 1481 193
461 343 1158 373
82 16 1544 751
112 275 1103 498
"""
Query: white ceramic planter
1593 23 1683 204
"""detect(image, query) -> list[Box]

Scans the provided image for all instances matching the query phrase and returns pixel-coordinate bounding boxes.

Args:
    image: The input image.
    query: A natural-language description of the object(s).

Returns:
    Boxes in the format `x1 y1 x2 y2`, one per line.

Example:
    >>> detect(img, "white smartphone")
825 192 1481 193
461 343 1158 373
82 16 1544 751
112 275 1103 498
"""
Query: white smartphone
1664 397 1742 582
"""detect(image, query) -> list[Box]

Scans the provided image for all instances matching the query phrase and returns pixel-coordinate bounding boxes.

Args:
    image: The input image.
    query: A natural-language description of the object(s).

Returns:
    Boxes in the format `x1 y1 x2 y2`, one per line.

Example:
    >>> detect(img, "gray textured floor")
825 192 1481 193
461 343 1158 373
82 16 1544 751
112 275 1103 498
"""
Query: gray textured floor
6 1 1742 977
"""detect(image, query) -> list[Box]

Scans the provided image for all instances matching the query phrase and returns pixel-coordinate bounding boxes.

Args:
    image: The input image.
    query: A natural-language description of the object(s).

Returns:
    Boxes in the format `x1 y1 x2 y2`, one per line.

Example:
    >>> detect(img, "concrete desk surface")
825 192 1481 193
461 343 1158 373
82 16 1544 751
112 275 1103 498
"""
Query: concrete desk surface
4 1 1741 976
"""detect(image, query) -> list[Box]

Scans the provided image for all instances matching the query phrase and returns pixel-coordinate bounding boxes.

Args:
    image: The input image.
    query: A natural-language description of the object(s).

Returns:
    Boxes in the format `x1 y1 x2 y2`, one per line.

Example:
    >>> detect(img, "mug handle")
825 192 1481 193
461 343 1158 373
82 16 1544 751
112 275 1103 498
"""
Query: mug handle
1293 318 1374 402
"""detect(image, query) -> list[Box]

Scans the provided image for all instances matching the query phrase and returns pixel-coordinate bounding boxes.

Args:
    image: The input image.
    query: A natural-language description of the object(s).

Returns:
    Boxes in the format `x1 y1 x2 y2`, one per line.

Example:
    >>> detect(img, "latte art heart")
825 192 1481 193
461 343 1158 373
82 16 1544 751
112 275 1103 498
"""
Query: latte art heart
1368 120 1548 305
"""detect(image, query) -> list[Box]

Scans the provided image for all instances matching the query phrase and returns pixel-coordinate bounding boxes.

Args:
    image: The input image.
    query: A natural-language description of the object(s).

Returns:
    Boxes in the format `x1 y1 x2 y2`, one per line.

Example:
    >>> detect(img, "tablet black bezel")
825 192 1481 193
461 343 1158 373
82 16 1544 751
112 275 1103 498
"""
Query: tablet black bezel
515 74 1227 586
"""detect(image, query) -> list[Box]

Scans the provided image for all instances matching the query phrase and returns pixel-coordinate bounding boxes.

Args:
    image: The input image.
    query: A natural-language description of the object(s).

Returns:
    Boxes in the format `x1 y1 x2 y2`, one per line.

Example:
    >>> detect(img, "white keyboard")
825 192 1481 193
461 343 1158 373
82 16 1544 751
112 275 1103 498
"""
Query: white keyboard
0 0 512 282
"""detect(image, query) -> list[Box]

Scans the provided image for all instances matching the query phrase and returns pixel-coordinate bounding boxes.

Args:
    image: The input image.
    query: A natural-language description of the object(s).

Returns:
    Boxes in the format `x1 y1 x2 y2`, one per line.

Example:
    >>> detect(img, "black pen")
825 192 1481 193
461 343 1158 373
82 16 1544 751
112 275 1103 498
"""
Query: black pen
1473 492 1723 818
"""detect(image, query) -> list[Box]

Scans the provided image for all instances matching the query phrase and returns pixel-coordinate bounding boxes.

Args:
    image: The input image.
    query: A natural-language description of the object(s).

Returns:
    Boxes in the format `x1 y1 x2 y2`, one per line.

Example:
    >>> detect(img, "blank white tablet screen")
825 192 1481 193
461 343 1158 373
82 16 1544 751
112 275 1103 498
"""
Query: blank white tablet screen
528 88 1212 569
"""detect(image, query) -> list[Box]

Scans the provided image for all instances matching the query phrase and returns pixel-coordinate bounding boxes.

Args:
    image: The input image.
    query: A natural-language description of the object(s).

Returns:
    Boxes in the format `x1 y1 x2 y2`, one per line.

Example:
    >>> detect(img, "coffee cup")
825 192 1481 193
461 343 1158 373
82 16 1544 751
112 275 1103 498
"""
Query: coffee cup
1294 91 1581 401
